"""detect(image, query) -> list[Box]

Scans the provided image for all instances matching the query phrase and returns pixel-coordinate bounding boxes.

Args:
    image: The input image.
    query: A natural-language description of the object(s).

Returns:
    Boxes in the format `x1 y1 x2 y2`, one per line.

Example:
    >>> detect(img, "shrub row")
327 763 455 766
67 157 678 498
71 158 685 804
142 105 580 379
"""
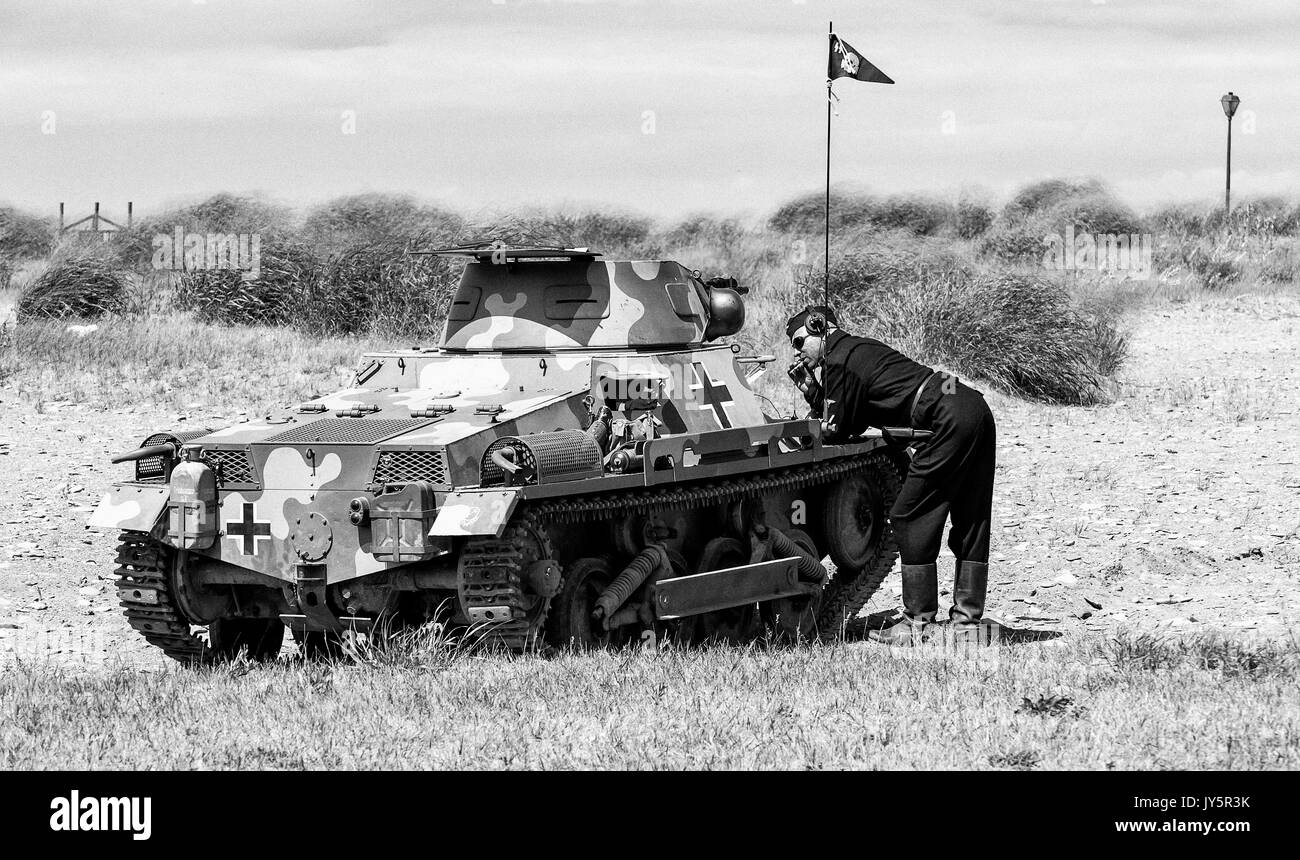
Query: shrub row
817 249 1127 405
769 190 990 239
175 241 459 337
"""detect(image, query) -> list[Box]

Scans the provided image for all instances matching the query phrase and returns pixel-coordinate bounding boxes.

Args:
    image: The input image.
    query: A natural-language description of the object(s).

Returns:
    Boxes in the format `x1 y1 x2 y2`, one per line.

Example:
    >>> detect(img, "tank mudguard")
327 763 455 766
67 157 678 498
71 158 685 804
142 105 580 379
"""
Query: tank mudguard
429 489 521 538
88 484 170 534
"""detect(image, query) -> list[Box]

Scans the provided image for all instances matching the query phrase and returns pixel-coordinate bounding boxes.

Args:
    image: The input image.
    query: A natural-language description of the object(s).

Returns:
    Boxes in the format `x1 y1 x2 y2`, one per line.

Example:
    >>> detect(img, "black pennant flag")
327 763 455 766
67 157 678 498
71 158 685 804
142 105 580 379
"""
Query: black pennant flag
828 34 894 84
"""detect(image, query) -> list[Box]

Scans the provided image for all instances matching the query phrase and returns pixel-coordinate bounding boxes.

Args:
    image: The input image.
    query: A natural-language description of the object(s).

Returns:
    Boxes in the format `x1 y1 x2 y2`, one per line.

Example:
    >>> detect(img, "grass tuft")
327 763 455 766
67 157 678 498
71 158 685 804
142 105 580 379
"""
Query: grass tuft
0 205 55 261
176 242 318 326
1104 630 1300 679
16 256 129 320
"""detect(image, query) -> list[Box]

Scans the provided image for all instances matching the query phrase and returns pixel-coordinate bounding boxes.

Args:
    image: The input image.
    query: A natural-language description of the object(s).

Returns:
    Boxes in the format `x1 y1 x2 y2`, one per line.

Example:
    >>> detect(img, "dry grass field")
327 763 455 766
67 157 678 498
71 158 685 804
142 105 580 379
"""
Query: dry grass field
2 631 1297 770
1 184 1298 769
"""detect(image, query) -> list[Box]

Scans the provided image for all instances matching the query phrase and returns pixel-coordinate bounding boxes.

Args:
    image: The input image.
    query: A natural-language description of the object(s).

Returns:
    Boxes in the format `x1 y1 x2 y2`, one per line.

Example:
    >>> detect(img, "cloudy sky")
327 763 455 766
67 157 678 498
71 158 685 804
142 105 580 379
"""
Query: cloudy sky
2 0 1296 221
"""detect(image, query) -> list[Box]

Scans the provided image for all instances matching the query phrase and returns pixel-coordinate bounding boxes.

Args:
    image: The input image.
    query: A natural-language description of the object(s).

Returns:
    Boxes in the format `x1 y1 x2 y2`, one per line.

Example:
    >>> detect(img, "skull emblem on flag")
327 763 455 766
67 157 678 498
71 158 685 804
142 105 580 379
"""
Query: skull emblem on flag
840 48 860 76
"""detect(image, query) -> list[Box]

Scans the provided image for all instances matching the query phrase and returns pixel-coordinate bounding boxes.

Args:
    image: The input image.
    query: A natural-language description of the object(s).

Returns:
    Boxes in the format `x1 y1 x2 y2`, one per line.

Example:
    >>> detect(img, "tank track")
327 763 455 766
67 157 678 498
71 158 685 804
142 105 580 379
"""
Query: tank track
113 531 211 664
810 454 902 638
459 510 556 651
528 450 889 523
467 450 898 649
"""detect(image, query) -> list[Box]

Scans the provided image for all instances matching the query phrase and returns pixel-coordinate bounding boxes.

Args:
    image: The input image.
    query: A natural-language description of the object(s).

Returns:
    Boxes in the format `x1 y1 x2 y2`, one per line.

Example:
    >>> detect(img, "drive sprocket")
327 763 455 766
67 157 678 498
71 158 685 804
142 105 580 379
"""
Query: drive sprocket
456 510 558 651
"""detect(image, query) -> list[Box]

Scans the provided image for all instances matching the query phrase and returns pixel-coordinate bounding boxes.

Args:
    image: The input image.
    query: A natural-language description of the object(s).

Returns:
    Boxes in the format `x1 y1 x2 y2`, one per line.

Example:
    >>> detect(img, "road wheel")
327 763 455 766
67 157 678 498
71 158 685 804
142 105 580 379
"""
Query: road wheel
545 557 629 650
686 537 759 645
761 528 821 642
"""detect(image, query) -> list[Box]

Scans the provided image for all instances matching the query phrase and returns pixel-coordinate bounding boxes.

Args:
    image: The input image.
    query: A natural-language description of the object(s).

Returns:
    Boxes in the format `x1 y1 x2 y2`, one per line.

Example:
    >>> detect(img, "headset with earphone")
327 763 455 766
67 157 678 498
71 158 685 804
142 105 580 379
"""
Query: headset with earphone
788 307 830 414
804 308 828 337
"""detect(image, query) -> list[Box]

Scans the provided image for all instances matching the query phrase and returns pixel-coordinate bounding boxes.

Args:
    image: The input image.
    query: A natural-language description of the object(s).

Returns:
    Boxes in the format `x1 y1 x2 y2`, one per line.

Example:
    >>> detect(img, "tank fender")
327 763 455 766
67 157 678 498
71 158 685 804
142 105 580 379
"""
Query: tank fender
88 485 170 534
428 489 521 538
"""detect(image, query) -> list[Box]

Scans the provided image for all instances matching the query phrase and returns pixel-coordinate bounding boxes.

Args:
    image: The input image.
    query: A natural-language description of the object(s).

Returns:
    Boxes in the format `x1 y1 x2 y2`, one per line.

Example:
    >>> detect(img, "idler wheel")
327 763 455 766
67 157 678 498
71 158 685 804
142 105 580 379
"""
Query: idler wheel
823 462 895 571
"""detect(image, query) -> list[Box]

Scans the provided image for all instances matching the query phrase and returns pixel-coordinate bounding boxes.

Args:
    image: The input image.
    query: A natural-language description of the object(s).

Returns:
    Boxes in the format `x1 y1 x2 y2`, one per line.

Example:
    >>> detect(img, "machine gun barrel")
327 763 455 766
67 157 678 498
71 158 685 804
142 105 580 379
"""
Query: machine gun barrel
110 442 178 464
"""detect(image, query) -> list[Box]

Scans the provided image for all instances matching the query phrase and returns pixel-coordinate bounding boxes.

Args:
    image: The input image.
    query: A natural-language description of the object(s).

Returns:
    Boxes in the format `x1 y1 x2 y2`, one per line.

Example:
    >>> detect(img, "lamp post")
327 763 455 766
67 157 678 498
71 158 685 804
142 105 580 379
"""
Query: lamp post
1221 92 1241 214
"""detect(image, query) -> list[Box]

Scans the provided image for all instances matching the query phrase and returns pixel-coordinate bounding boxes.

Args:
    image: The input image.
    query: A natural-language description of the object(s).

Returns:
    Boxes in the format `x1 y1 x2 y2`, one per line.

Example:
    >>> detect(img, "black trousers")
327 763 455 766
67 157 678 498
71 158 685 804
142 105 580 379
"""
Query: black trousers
890 375 996 566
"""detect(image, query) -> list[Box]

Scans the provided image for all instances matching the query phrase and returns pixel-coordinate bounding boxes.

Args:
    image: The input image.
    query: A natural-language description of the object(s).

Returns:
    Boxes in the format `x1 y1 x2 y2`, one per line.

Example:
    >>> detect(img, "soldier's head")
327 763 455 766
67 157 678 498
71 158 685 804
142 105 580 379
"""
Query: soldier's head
786 306 839 368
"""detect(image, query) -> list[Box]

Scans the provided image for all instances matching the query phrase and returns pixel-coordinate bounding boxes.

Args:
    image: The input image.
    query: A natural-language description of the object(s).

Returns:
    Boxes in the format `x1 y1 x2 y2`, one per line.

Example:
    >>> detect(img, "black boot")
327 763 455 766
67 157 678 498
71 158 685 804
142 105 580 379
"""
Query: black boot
950 560 987 626
948 560 1003 647
869 563 938 646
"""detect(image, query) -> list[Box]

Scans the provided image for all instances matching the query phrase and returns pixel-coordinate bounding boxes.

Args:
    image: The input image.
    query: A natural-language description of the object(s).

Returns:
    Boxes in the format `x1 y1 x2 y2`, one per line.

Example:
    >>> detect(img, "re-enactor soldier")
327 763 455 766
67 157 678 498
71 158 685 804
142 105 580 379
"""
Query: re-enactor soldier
786 306 998 645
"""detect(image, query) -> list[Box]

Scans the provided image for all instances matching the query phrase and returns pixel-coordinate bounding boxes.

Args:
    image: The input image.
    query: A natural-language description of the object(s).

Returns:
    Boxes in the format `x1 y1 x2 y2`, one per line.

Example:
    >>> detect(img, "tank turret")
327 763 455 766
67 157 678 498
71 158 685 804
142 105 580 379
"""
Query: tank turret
435 246 739 351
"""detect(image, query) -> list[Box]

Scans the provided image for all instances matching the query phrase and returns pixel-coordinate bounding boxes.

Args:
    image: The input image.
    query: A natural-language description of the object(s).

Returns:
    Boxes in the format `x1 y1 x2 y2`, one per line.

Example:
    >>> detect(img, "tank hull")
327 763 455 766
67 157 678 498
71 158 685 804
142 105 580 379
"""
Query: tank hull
92 253 907 660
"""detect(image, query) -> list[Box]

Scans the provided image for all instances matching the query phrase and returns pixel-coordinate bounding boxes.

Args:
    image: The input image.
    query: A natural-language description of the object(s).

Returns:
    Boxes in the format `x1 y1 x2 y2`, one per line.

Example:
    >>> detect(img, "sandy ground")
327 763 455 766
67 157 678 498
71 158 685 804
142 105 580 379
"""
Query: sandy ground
1 292 1297 667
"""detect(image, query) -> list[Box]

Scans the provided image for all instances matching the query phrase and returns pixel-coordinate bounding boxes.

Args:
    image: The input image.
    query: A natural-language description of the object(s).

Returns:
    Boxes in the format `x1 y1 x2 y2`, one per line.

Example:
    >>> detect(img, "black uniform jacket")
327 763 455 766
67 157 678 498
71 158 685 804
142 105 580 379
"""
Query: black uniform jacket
821 329 934 443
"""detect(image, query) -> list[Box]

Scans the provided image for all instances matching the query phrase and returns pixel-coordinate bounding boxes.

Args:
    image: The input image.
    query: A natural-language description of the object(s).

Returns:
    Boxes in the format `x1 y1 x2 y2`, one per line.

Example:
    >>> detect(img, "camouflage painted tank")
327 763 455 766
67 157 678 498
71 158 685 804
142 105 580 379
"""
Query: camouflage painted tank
90 246 906 661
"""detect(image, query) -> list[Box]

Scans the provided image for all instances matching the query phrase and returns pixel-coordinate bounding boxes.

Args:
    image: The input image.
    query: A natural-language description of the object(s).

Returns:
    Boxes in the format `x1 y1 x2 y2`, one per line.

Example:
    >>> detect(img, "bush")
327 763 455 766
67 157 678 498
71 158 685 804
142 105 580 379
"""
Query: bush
867 194 952 236
1001 178 1107 222
829 254 1124 404
16 257 128 320
1259 239 1300 283
301 194 462 258
568 211 656 257
116 193 297 273
954 196 994 239
179 193 295 238
0 207 54 260
300 242 458 338
1042 191 1144 236
1149 202 1215 238
175 242 318 327
769 191 954 238
979 179 1143 266
461 209 656 258
1185 244 1242 290
1225 196 1300 236
660 215 748 250
769 190 874 234
976 226 1049 265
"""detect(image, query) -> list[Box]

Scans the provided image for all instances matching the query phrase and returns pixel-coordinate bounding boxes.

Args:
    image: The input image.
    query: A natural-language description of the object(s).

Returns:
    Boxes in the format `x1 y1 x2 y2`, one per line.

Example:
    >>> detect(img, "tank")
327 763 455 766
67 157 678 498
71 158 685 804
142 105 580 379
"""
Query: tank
89 246 906 661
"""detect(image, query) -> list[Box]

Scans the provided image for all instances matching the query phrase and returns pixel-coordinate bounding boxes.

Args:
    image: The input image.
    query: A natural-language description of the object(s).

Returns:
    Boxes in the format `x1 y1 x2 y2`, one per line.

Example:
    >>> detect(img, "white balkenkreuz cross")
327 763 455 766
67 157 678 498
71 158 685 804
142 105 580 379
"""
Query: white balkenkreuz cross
688 361 735 429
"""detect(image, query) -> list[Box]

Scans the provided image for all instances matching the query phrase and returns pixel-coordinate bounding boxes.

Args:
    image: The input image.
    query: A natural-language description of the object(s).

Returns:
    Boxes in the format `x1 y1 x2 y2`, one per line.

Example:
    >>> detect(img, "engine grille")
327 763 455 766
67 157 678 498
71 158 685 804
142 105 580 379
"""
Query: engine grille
264 418 433 445
202 448 256 485
135 445 168 483
480 438 539 487
481 431 601 486
372 449 449 488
